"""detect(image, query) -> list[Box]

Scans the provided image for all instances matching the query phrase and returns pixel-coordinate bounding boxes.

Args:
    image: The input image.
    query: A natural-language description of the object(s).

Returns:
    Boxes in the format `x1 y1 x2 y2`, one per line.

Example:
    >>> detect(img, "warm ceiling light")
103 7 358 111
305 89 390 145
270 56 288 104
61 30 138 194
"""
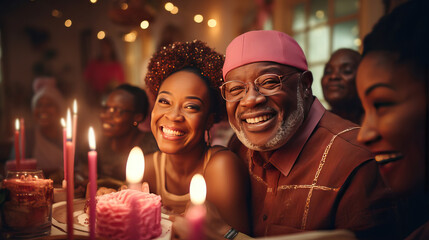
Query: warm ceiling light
124 31 137 42
97 31 106 39
51 9 62 18
170 6 179 14
140 20 149 29
164 2 174 11
90 0 97 3
64 19 72 27
207 19 217 28
121 2 128 10
194 14 203 23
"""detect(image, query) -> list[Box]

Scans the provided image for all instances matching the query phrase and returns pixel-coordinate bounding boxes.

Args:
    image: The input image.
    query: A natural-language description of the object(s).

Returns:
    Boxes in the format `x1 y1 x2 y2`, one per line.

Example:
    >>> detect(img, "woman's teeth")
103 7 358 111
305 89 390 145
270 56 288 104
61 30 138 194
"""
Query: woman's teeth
162 127 184 136
245 114 272 124
375 153 403 164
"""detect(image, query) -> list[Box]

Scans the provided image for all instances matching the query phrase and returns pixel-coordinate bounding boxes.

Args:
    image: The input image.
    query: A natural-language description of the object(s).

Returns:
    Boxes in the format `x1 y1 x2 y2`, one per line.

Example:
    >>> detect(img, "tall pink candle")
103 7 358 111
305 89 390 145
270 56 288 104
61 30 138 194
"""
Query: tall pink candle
20 118 25 160
186 174 207 240
66 109 74 240
72 100 78 161
88 127 97 240
14 119 20 170
61 118 67 183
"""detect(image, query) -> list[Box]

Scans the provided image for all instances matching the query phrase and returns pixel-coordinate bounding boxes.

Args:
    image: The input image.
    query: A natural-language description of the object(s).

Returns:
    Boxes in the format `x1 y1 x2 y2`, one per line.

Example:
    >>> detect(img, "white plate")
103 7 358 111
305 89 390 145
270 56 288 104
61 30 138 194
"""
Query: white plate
52 199 172 239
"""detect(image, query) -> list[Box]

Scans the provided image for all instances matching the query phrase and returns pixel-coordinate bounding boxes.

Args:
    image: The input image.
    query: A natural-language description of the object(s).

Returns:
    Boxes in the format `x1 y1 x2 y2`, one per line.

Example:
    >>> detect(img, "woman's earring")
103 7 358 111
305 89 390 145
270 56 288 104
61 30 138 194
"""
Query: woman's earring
133 121 138 127
205 130 211 147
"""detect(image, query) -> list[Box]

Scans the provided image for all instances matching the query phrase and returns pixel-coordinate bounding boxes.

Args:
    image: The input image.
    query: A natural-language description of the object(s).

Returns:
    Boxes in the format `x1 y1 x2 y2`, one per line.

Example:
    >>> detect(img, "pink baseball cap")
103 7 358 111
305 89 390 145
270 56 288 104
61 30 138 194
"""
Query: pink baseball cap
223 30 308 79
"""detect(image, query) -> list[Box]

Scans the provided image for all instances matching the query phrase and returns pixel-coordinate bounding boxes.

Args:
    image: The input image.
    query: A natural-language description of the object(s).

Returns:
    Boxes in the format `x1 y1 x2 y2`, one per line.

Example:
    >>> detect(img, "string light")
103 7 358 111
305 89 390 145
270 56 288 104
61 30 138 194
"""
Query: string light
64 19 72 27
97 31 106 39
121 2 128 10
170 6 179 14
124 31 137 42
194 14 203 23
165 2 174 11
207 19 217 28
140 20 149 29
90 0 97 3
52 9 62 18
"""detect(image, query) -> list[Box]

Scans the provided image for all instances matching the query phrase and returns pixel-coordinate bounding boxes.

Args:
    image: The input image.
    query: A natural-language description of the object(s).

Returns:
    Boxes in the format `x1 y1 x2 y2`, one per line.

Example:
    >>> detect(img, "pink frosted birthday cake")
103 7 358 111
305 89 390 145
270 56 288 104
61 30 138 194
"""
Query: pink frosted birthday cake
95 189 162 240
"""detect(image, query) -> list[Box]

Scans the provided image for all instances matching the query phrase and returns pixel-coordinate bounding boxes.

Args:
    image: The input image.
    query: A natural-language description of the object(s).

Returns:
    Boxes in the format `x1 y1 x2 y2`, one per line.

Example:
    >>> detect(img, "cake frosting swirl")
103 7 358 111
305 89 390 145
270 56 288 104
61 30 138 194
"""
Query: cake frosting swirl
95 189 162 240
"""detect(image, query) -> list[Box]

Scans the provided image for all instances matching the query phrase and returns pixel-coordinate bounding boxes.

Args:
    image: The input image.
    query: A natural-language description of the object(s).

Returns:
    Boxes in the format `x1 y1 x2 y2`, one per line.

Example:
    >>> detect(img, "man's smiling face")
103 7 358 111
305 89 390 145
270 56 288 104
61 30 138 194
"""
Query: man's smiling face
225 62 307 151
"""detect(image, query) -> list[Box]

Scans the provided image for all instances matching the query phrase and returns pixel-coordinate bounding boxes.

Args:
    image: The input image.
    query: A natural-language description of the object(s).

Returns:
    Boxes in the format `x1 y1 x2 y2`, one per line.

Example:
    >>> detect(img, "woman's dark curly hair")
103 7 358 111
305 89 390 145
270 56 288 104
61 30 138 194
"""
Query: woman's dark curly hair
362 0 429 82
145 40 225 123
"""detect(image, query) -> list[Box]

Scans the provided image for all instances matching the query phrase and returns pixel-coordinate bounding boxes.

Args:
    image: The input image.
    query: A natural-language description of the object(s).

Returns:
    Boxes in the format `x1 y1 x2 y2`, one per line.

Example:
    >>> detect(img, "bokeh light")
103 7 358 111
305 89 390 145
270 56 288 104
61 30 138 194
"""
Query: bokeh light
97 31 105 39
208 19 217 28
64 19 72 27
140 20 149 29
194 14 203 23
165 2 174 11
170 6 179 14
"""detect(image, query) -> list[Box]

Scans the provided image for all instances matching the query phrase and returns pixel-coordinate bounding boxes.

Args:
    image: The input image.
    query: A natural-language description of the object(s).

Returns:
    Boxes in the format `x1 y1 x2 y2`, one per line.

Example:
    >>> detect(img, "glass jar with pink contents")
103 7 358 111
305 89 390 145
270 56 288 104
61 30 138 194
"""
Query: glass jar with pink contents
1 170 53 239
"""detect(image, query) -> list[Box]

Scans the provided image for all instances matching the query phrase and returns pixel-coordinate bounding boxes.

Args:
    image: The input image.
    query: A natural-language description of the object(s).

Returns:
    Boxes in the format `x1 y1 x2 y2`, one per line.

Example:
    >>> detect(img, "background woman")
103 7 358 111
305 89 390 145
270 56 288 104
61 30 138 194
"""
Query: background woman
143 40 251 238
98 83 158 182
321 48 363 124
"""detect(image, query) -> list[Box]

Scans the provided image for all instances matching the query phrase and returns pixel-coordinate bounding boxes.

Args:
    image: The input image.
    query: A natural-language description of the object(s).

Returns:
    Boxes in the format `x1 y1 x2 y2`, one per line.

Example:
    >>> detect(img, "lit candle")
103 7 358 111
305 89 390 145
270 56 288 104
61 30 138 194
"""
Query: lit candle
14 119 20 170
66 109 74 240
72 100 78 165
20 118 25 160
186 174 207 240
61 118 67 186
88 127 97 240
125 147 145 191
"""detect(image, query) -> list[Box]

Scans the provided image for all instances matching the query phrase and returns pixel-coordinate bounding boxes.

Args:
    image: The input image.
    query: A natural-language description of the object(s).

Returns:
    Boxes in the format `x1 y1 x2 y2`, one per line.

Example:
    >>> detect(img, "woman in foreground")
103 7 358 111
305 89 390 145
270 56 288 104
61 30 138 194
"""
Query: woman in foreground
143 40 251 238
356 0 429 239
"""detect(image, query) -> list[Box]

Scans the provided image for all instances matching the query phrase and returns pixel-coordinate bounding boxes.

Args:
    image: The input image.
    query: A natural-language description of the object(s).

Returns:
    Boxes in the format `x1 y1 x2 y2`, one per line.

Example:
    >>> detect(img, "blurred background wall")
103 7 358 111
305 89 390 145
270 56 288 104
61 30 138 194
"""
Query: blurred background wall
0 0 406 162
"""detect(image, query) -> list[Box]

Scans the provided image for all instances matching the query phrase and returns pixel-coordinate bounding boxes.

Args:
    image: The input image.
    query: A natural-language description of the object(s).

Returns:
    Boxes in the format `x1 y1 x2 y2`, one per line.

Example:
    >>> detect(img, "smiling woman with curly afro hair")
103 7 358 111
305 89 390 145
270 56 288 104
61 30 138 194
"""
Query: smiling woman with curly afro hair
142 40 251 238
145 39 225 123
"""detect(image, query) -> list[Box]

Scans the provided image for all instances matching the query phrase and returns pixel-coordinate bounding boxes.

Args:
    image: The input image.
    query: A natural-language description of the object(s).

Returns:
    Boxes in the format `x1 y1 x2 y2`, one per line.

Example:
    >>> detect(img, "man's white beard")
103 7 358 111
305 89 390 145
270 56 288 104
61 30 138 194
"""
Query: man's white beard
230 84 305 152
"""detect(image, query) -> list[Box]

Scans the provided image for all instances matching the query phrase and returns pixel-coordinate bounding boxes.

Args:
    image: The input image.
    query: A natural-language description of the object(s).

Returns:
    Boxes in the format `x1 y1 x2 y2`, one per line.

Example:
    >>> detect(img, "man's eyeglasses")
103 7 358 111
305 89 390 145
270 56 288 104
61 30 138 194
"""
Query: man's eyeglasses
220 73 299 102
100 106 134 118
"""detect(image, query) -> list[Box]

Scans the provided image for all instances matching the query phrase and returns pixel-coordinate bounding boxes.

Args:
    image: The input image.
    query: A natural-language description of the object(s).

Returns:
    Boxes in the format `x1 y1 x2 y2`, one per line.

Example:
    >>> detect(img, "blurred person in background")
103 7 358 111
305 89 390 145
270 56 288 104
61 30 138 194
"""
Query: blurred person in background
321 48 363 124
84 37 125 107
9 77 65 186
97 83 158 182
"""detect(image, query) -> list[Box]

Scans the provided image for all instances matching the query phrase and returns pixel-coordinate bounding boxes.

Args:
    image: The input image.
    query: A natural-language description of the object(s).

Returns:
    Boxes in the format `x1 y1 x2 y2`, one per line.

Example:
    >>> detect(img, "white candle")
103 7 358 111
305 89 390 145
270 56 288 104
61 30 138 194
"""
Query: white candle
125 147 145 191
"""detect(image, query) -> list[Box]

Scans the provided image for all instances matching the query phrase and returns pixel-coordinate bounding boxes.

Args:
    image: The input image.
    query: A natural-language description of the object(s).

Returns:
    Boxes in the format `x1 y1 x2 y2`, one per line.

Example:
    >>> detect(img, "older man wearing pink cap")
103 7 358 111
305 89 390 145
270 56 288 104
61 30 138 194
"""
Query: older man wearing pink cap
220 30 398 239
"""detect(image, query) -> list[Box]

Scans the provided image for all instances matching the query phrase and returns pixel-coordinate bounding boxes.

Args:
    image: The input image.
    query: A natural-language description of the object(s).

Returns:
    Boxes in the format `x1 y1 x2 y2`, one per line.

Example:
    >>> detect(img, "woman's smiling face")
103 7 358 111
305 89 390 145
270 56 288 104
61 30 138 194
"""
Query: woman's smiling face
356 51 428 196
151 70 212 154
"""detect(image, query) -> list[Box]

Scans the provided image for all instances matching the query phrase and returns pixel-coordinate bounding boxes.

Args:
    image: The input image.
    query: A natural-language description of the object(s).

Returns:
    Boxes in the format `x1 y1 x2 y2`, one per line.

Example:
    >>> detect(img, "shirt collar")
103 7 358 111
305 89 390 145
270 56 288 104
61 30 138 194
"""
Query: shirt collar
266 98 325 176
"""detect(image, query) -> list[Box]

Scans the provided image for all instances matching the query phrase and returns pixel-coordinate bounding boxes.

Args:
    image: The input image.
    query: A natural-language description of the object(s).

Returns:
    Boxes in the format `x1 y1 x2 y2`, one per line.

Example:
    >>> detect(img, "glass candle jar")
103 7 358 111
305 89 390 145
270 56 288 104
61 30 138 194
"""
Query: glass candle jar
1 170 54 239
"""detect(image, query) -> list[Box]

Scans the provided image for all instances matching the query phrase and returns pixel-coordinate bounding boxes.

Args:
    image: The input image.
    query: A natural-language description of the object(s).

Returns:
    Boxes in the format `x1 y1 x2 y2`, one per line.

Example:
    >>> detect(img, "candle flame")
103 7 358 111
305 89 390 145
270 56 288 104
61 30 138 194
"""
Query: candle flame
66 109 72 140
88 127 96 150
126 147 145 184
190 174 206 205
61 118 66 128
73 99 78 114
15 118 20 131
